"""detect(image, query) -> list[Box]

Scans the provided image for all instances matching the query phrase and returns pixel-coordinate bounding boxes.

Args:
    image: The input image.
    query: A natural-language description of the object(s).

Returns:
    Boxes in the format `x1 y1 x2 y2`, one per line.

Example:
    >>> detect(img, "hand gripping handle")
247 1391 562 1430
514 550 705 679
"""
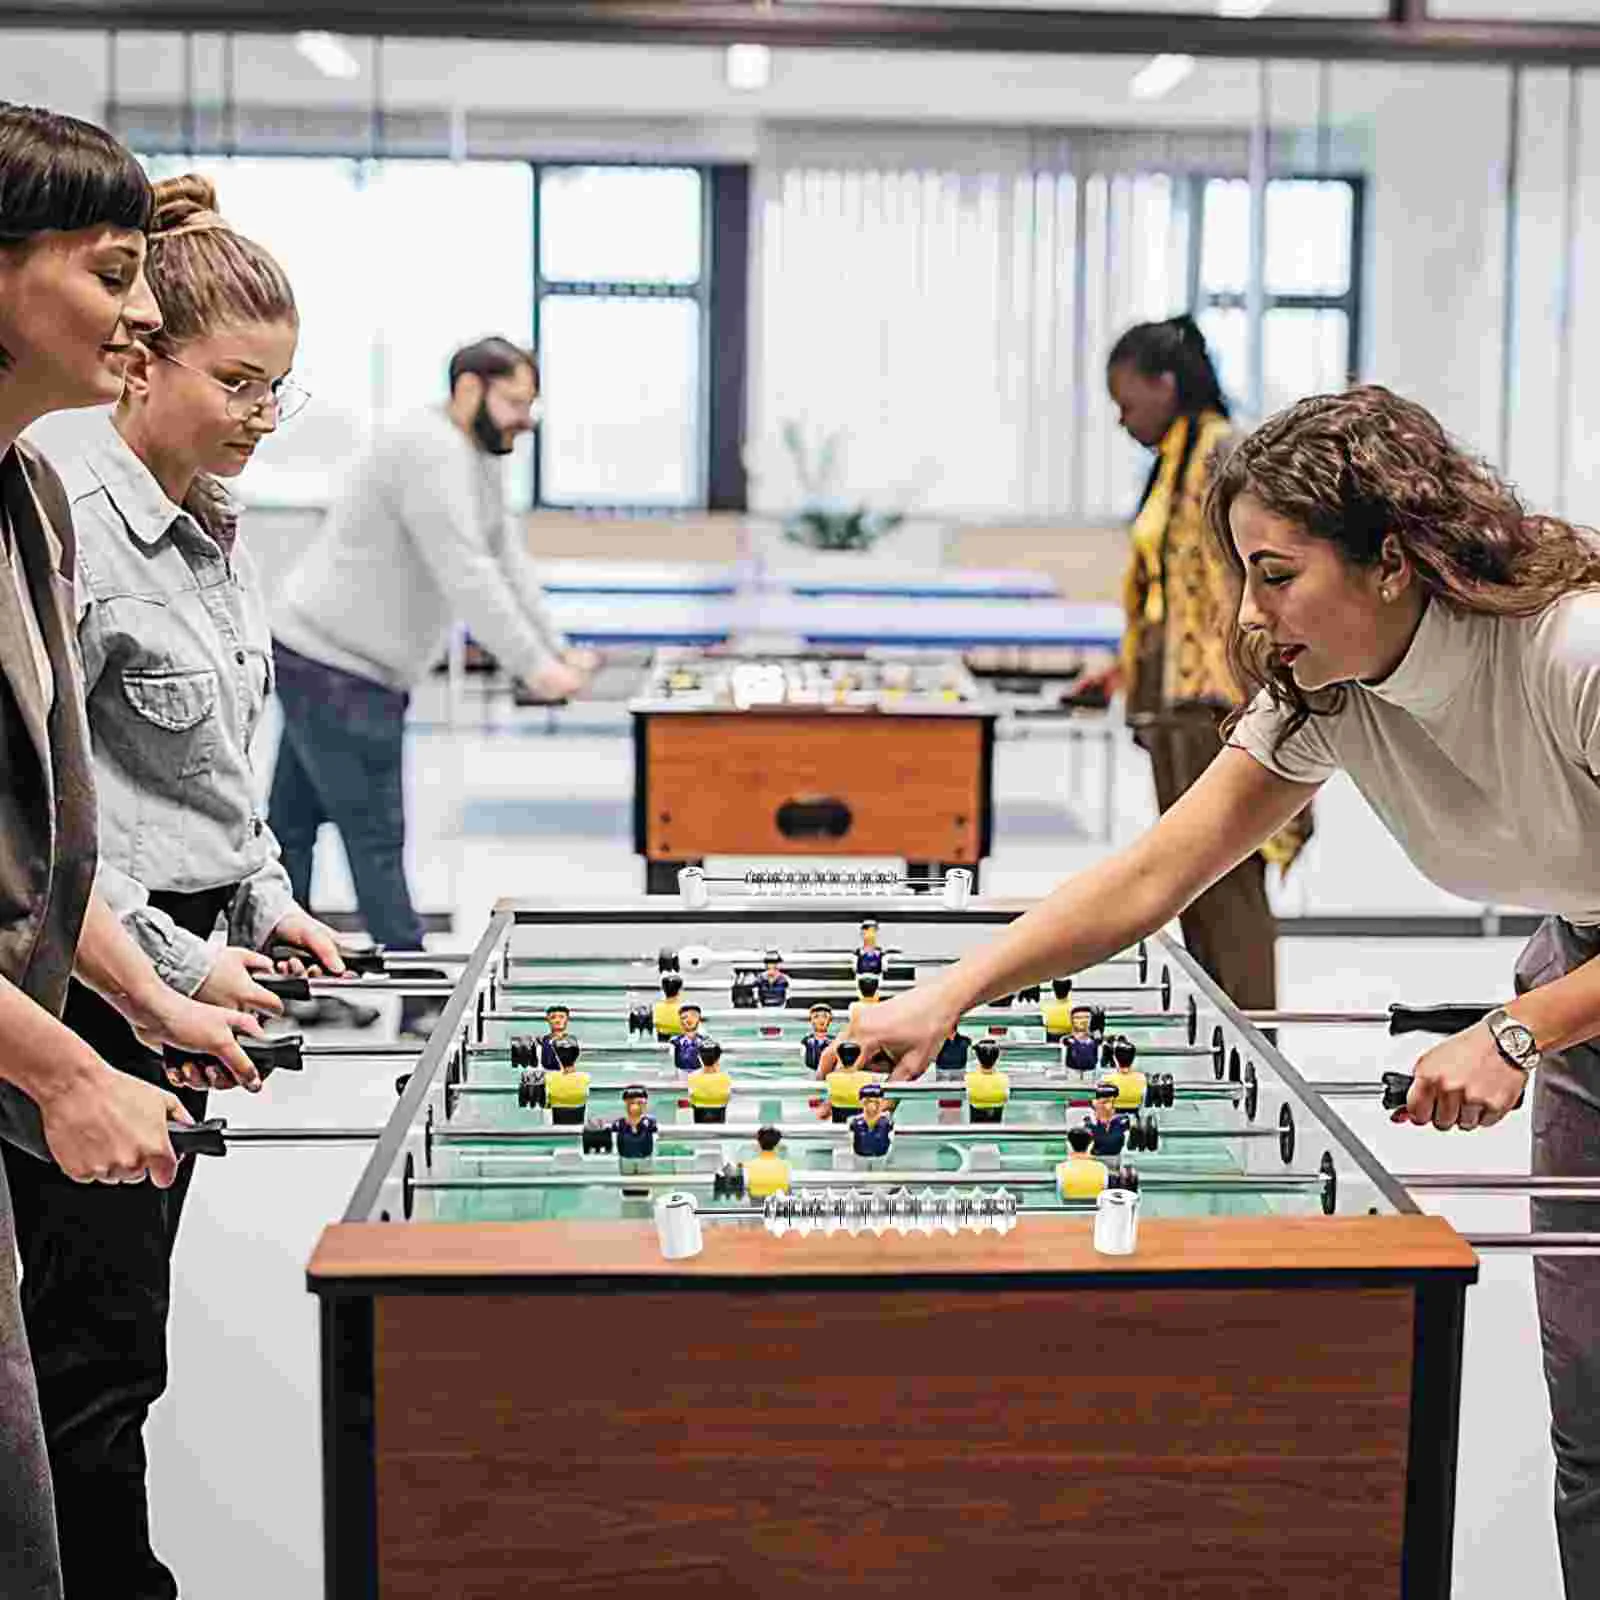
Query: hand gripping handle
163 1033 304 1082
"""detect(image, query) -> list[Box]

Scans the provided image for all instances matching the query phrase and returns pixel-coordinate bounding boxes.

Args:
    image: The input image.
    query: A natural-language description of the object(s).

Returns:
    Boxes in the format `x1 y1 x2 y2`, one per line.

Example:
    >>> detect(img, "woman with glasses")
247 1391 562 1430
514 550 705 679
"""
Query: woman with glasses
8 172 341 1600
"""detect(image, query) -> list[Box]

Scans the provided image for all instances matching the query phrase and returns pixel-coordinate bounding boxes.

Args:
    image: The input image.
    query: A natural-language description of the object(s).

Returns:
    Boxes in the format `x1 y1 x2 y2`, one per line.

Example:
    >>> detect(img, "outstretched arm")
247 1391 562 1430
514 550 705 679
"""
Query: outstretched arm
848 747 1319 1080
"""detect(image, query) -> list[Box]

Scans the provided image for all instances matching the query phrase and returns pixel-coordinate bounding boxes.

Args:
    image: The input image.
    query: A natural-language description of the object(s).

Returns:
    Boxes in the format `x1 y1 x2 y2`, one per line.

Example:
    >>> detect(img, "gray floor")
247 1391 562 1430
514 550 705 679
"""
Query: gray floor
145 685 1561 1596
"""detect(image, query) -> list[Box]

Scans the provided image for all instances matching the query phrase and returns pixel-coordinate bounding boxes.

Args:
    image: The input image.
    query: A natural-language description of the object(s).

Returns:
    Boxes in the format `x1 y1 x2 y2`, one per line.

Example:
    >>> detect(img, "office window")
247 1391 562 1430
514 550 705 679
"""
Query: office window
1195 176 1361 421
140 154 536 507
535 165 707 508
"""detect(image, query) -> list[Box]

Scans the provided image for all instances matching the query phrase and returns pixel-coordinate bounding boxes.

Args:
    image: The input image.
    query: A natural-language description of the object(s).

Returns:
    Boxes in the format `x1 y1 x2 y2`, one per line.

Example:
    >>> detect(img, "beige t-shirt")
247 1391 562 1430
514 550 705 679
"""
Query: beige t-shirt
1229 592 1600 923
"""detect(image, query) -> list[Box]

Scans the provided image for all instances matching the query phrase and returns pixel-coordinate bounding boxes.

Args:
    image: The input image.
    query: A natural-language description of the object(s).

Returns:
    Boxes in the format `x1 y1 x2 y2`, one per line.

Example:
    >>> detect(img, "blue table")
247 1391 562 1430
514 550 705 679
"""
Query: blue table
535 560 1059 602
548 593 1122 651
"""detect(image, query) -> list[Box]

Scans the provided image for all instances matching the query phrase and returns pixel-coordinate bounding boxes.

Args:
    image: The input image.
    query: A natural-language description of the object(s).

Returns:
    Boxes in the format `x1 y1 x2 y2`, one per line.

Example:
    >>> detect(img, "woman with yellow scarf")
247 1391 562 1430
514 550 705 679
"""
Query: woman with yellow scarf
1103 316 1311 1009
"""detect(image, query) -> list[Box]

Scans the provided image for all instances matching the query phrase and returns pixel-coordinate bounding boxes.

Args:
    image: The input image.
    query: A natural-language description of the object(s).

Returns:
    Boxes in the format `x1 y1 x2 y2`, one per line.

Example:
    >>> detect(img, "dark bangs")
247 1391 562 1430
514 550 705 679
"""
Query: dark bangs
0 103 152 244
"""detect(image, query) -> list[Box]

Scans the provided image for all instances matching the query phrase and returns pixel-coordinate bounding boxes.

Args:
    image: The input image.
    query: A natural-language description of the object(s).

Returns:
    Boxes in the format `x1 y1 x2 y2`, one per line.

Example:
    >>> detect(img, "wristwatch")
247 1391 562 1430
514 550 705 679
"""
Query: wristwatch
1484 1007 1542 1074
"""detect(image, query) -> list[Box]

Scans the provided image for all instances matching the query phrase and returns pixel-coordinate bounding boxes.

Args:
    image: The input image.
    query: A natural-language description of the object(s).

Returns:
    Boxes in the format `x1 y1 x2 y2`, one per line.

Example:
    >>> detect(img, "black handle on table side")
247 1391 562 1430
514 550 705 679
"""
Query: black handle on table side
169 1118 228 1158
1386 1003 1494 1037
267 941 388 977
258 974 312 1001
1381 1070 1526 1113
163 1033 304 1082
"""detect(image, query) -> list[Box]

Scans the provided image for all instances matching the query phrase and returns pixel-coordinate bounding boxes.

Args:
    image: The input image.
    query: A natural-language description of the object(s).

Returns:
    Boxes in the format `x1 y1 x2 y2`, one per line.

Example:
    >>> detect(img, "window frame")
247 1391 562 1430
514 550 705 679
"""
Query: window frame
530 158 715 513
1187 170 1367 399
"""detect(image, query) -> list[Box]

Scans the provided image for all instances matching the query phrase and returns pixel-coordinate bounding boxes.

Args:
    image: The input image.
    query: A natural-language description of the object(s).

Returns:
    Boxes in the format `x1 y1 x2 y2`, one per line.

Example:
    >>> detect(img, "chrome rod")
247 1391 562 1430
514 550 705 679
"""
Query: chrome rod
1464 1233 1600 1253
413 1171 1323 1194
450 1079 1240 1100
1399 1174 1600 1194
433 1124 1270 1148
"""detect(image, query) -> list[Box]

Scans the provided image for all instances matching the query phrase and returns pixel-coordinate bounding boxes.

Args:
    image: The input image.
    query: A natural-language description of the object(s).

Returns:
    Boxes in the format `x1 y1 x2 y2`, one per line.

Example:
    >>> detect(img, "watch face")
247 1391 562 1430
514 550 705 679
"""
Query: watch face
1501 1023 1535 1058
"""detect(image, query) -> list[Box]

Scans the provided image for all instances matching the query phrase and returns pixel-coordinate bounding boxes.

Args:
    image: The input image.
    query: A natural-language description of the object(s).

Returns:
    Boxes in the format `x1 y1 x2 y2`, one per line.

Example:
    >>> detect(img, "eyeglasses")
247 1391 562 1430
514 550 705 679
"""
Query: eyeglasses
158 351 311 423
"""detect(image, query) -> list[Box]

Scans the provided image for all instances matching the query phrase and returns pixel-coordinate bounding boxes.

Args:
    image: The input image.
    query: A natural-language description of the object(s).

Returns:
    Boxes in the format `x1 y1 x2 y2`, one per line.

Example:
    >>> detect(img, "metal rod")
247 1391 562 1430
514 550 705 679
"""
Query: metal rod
433 1124 1269 1148
300 979 458 995
413 1171 1323 1194
1465 1233 1600 1253
1398 1174 1600 1195
1499 63 1524 475
481 1008 1188 1030
301 1041 422 1058
451 1078 1240 1100
1245 1011 1394 1026
204 1128 381 1144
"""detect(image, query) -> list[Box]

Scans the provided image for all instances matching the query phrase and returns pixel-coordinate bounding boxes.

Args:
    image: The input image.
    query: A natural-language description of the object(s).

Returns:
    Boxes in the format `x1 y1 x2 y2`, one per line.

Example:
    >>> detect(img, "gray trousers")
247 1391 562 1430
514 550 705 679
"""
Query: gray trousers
1515 917 1600 1600
0 1153 63 1598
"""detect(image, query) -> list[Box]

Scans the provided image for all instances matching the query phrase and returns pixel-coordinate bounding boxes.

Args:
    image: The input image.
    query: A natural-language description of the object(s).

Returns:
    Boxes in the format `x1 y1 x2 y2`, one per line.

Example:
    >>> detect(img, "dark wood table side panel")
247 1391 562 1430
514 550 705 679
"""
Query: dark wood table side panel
642 714 985 859
309 1213 1481 1283
374 1284 1414 1599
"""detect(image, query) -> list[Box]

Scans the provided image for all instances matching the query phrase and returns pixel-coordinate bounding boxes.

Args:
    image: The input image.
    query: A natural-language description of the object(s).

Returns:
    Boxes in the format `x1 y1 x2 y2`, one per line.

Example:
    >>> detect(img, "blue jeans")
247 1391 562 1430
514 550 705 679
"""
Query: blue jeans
268 643 425 957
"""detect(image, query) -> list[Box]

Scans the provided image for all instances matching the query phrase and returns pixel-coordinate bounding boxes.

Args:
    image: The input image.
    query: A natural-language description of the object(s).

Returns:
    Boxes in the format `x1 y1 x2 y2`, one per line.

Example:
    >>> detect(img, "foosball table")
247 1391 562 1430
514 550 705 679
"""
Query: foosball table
278 883 1495 1599
629 649 996 893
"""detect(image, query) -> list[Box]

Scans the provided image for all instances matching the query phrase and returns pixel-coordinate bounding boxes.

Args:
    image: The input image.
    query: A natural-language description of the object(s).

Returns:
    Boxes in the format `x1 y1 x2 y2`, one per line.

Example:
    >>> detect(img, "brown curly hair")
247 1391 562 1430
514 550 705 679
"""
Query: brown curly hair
1206 384 1600 749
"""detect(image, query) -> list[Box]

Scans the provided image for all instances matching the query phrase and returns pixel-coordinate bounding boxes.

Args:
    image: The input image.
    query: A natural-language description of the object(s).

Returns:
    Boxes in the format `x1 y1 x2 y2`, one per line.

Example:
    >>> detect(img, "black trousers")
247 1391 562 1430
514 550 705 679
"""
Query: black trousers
2 885 227 1600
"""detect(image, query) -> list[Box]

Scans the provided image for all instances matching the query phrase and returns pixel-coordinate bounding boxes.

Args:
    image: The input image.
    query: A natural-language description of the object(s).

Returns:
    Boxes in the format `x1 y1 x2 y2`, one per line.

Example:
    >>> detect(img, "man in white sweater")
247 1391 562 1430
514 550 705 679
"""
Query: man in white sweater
269 338 586 1033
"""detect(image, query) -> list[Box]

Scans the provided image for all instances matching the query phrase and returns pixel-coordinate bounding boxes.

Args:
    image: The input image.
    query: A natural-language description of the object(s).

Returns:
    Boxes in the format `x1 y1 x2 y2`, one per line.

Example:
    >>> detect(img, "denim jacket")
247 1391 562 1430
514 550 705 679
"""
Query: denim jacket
61 418 295 994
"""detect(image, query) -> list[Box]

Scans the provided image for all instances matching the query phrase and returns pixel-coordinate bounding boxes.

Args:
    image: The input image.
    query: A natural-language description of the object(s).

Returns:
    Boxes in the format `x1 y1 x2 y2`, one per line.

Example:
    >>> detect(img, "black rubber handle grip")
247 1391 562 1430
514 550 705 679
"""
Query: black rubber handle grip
258 975 311 1001
1387 1003 1494 1036
169 1118 228 1158
1381 1070 1526 1113
164 1033 304 1081
267 941 387 977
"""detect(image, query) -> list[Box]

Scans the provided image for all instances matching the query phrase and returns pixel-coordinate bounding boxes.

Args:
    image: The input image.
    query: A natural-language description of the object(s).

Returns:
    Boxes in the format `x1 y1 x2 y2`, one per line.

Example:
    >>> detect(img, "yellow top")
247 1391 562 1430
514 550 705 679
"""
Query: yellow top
965 1069 1010 1108
687 1069 733 1109
827 1069 872 1110
1120 409 1311 876
545 1070 591 1109
1104 1069 1147 1112
653 998 684 1037
1039 998 1076 1035
744 1153 793 1200
1056 1156 1109 1200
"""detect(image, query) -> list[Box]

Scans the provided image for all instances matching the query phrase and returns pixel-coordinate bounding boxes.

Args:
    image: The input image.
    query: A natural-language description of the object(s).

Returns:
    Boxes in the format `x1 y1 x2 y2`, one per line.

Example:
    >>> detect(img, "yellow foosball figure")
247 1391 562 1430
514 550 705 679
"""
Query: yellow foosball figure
687 1039 733 1124
545 1038 591 1126
1101 1036 1146 1112
1056 1126 1109 1200
1039 977 1077 1038
654 972 686 1039
965 1038 1010 1124
744 1126 792 1200
824 1040 873 1123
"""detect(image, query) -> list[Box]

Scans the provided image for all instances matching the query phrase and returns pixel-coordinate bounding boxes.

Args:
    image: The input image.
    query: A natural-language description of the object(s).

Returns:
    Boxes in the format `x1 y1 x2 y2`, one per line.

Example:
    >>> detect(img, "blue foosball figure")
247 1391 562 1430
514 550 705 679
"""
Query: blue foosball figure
612 1085 659 1195
755 950 790 1008
850 1084 895 1165
802 1003 835 1073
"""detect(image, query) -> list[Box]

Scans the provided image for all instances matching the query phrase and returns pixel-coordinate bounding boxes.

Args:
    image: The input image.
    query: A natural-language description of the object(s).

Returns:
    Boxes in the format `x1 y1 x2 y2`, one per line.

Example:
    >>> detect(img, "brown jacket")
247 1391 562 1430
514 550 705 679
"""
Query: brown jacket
0 440 99 1157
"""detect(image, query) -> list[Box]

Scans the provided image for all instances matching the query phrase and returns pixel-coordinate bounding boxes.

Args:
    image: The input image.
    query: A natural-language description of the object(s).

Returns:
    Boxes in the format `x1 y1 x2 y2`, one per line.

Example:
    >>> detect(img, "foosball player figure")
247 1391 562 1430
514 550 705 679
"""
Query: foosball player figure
1102 1036 1148 1112
545 1038 590 1125
612 1086 659 1197
1040 978 1077 1040
1085 1082 1132 1156
744 1126 792 1201
823 1040 873 1123
687 1040 733 1124
1061 1005 1105 1073
755 951 790 1008
654 972 686 1039
1056 1125 1109 1201
850 1084 895 1169
671 1004 706 1072
934 1029 973 1075
802 1003 835 1073
855 919 885 976
848 973 882 1026
537 1004 573 1071
965 1038 1010 1124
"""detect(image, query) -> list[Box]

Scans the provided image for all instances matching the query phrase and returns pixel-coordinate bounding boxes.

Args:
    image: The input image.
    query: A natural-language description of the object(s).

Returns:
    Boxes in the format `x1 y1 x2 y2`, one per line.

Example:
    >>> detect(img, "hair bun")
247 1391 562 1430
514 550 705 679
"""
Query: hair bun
149 174 224 238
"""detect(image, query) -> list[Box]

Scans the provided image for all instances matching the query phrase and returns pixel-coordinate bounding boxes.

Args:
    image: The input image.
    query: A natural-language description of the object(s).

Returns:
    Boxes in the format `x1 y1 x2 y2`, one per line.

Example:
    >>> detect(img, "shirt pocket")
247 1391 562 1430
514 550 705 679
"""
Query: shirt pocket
119 666 221 778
